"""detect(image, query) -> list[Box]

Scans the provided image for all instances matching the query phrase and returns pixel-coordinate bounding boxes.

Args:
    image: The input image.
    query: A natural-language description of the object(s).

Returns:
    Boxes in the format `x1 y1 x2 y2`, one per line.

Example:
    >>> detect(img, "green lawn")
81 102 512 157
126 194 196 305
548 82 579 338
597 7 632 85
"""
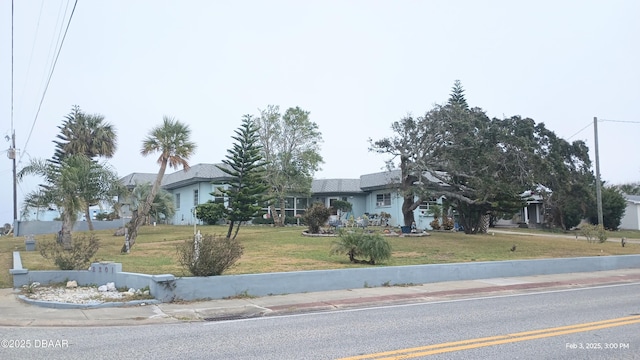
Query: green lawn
2 225 638 289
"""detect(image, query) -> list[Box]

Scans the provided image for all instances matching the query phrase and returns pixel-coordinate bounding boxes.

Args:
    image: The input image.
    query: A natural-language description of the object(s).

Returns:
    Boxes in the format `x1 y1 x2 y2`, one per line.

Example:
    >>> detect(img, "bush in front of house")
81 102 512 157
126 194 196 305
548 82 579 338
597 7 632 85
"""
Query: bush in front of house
303 202 332 234
39 233 101 270
330 229 392 265
442 217 455 231
195 202 227 225
176 233 243 276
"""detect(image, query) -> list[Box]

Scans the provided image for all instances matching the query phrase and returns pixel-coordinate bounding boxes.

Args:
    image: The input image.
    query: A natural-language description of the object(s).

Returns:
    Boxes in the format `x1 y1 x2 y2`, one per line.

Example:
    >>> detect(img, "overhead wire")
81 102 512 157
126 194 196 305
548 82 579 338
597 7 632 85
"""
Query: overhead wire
17 0 46 114
600 119 640 124
43 0 70 92
20 0 79 164
566 121 592 140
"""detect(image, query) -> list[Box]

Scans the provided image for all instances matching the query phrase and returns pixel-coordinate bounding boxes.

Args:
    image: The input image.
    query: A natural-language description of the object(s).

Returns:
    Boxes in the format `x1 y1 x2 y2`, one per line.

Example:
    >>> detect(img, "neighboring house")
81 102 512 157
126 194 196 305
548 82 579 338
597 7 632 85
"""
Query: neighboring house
119 164 445 229
518 191 545 228
620 194 640 230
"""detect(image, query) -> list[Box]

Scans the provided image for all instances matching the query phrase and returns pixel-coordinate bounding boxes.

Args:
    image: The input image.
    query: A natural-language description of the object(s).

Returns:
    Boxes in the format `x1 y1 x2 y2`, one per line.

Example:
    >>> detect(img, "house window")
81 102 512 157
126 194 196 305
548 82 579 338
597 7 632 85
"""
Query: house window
175 193 181 209
418 199 439 216
193 189 199 206
295 197 308 210
376 193 391 207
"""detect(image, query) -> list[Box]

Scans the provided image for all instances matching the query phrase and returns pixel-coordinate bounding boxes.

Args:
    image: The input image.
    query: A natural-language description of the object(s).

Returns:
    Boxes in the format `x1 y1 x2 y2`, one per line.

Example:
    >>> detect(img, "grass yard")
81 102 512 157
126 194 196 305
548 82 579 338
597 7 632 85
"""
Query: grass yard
2 225 639 289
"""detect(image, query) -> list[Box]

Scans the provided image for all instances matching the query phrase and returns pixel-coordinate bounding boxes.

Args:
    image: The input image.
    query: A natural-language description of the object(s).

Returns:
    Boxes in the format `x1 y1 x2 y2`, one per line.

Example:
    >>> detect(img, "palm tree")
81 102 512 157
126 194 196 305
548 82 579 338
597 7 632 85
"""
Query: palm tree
129 182 175 225
19 155 117 249
124 116 196 251
53 105 118 230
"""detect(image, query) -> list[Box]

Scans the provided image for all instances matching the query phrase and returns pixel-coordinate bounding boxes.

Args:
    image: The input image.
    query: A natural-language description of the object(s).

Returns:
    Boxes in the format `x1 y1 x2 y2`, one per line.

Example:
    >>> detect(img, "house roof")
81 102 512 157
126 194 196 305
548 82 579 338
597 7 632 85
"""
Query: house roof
119 173 159 188
359 169 449 190
311 179 362 194
162 163 233 190
360 170 401 190
624 194 640 204
119 164 448 194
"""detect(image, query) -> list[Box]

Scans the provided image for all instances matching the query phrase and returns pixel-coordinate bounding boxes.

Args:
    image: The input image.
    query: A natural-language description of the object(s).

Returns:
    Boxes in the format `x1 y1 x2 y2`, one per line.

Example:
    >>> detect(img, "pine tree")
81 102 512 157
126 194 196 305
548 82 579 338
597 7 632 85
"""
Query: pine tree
448 79 469 109
217 115 268 239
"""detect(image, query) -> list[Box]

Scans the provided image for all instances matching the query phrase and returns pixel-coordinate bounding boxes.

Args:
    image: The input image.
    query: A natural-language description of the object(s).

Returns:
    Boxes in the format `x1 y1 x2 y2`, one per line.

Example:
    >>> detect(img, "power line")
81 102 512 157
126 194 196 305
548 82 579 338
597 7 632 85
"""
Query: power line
20 0 79 163
600 119 640 124
18 0 46 113
567 121 592 140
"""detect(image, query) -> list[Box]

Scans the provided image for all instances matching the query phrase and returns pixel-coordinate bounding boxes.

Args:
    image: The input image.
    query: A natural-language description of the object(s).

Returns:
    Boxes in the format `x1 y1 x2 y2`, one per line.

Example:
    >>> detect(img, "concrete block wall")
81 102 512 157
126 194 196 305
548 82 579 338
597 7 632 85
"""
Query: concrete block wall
10 251 640 302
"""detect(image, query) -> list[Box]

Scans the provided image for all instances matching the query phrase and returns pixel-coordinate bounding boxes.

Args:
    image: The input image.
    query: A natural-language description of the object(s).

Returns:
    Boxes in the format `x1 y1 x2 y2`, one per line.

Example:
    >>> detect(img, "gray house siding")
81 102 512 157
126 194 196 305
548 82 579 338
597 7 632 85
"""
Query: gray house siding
620 195 640 230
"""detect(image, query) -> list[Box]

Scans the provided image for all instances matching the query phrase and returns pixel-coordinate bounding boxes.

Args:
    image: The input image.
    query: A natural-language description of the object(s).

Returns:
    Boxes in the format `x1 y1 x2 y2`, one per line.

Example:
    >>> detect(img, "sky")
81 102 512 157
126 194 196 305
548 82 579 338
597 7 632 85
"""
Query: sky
1 0 639 223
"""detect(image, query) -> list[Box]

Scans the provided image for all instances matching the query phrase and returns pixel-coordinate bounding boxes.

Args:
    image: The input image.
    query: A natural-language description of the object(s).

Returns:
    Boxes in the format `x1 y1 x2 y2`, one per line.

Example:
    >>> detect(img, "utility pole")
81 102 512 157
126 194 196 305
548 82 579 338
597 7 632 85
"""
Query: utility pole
593 117 604 227
7 132 18 227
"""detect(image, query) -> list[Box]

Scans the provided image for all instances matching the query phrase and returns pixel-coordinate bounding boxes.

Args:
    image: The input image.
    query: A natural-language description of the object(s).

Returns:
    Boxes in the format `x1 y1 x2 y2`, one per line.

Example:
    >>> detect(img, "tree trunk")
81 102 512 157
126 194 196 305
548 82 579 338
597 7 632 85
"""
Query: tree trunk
457 202 480 234
479 214 490 234
84 206 94 231
272 199 286 227
269 204 281 227
226 220 235 239
401 189 422 226
61 214 74 250
124 160 168 251
232 221 242 240
400 158 422 226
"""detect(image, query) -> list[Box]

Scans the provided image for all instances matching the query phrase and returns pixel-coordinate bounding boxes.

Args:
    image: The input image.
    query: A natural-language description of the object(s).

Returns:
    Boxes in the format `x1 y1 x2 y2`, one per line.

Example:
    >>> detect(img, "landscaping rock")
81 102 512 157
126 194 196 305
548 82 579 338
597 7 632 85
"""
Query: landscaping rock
66 280 78 288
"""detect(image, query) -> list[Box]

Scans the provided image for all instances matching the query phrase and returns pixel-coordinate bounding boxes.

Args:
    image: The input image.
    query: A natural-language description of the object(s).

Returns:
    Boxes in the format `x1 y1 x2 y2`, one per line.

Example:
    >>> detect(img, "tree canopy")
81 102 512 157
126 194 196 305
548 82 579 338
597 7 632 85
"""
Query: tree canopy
371 81 597 233
124 116 196 252
217 115 268 239
18 106 122 246
51 106 121 230
254 105 323 226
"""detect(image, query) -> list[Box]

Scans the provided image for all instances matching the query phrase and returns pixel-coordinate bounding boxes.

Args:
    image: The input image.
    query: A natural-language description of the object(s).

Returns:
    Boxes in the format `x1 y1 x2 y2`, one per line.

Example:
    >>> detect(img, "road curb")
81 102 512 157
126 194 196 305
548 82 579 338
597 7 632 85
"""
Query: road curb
16 295 160 309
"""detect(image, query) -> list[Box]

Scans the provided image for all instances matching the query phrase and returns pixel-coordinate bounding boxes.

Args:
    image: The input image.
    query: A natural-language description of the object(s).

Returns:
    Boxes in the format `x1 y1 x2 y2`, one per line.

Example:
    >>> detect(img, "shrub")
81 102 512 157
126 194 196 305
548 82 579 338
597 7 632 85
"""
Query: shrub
430 218 441 230
442 217 454 231
303 202 331 234
176 233 243 276
251 216 274 225
95 211 120 221
330 230 392 265
39 234 101 270
579 223 608 243
195 202 227 225
379 211 391 226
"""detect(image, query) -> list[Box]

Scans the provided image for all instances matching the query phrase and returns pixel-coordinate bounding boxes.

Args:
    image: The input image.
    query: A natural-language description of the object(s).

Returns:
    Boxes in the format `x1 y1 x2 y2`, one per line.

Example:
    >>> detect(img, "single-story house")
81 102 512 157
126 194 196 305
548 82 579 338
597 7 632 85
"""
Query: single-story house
119 164 445 230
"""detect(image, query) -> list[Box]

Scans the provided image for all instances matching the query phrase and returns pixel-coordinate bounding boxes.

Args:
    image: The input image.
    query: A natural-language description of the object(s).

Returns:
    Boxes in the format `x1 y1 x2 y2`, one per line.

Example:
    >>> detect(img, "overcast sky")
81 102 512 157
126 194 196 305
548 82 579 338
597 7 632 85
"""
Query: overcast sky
1 0 639 222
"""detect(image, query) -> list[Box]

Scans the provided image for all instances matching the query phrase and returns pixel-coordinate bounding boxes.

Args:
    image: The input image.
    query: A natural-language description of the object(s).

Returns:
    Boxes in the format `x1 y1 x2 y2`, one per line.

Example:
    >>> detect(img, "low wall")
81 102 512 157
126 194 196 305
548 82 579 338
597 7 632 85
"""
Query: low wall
10 252 640 302
15 220 124 237
10 255 173 300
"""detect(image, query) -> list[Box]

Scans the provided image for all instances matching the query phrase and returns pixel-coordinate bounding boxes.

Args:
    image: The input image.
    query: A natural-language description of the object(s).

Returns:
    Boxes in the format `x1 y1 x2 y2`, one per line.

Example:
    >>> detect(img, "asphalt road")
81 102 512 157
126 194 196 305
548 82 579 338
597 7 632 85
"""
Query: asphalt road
1 282 639 360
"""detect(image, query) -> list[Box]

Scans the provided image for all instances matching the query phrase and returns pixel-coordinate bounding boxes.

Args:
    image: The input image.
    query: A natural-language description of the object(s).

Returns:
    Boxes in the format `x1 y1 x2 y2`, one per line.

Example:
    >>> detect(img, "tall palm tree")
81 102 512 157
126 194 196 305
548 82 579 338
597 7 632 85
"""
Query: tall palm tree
54 105 118 230
124 116 196 251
